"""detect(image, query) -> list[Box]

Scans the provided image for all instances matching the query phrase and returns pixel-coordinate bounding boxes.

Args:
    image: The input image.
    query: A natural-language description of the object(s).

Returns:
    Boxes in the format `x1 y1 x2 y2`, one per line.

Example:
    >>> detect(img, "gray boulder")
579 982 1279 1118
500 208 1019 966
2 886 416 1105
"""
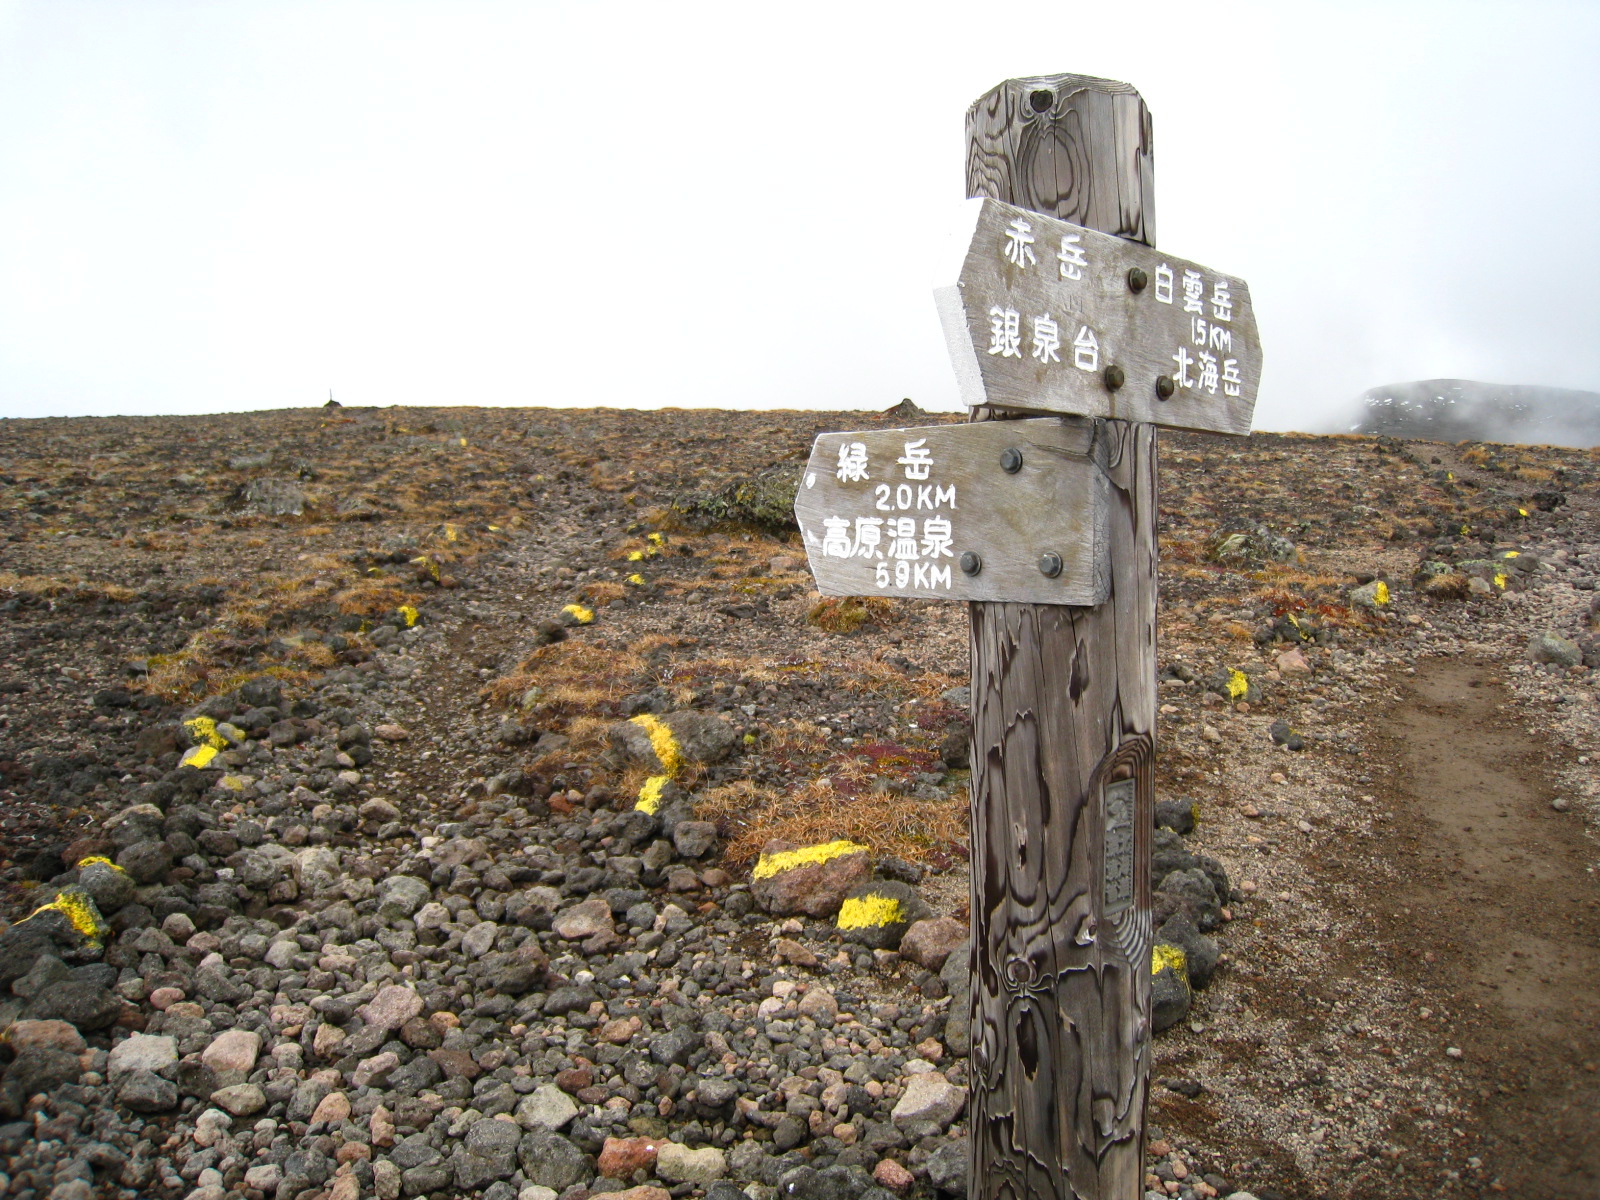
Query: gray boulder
924 1139 969 1195
76 860 136 913
25 980 123 1031
115 841 173 885
1 1046 83 1113
453 1117 522 1188
1530 632 1583 668
116 1069 180 1113
517 1129 589 1191
836 880 931 951
1155 867 1222 932
1154 911 1219 989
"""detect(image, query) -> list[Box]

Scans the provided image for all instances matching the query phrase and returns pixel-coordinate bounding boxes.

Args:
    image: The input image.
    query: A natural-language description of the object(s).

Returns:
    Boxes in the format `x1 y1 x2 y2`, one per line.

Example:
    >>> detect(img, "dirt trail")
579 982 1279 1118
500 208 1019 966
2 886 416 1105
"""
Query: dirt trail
1366 656 1600 1197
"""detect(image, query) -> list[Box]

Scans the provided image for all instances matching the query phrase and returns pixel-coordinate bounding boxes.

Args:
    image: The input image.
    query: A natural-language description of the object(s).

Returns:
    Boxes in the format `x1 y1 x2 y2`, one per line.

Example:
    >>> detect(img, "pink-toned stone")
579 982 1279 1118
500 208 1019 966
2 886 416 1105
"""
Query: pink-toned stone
358 984 424 1034
552 895 614 941
598 1017 640 1045
1275 648 1312 676
773 938 818 967
874 1159 915 1192
148 987 186 1011
427 1048 480 1080
374 724 411 742
6 1020 85 1055
613 1189 671 1200
820 1080 850 1113
336 1140 372 1163
749 839 871 917
327 1174 361 1200
313 1022 347 1058
897 917 967 971
369 1104 396 1147
201 1029 262 1076
311 1090 352 1126
599 1135 662 1177
555 1066 594 1094
796 988 837 1023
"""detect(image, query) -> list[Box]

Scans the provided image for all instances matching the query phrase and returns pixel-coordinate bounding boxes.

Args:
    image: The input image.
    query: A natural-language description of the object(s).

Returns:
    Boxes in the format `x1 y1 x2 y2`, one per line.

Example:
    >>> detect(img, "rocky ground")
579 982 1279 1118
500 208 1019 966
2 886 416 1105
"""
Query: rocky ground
0 404 1597 1200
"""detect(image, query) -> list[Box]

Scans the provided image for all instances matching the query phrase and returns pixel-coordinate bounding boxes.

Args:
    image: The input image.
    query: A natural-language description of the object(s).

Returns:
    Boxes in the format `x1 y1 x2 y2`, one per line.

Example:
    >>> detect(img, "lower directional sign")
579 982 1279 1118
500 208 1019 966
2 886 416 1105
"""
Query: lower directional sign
794 417 1110 606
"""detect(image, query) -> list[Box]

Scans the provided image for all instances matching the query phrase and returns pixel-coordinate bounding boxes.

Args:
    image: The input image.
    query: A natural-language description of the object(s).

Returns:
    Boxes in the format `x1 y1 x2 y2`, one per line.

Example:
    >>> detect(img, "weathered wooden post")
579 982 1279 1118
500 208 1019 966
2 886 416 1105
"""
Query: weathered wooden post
795 71 1259 1200
962 75 1159 1200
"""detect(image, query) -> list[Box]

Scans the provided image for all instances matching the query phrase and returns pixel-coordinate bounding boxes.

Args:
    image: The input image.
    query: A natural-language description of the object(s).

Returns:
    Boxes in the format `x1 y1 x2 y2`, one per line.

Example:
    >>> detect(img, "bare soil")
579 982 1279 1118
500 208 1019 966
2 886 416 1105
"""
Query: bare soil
1359 657 1600 1197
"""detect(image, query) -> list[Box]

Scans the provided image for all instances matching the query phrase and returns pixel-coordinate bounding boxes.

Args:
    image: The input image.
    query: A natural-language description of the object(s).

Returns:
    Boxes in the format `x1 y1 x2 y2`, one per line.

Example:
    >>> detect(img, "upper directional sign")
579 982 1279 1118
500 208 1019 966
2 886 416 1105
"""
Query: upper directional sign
935 197 1261 435
795 417 1111 607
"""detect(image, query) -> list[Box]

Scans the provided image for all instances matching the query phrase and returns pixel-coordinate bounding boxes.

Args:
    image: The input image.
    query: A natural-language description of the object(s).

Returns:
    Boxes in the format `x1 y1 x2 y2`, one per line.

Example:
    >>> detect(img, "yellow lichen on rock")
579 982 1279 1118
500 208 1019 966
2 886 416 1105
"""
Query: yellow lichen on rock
1152 942 1189 979
629 714 682 777
753 840 869 881
562 604 594 625
1226 670 1249 701
636 775 670 814
183 716 227 750
180 744 219 769
837 894 903 930
24 887 108 946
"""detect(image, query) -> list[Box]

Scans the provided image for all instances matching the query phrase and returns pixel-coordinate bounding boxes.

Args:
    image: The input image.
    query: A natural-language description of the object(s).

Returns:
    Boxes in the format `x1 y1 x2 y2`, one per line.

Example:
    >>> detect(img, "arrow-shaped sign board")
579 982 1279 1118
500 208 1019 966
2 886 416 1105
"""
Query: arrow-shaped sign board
795 417 1111 607
935 197 1261 435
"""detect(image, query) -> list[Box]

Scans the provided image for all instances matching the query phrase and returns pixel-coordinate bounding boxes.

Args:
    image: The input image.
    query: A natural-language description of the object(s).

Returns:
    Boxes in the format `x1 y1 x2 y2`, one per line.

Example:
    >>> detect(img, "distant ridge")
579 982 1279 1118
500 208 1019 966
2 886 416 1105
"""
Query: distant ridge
1351 378 1600 448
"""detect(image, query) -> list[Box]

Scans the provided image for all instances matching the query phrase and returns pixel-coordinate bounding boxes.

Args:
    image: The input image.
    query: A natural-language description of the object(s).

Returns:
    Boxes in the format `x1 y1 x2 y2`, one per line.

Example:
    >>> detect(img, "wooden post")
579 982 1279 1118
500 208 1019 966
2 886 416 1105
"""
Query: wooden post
964 74 1158 1200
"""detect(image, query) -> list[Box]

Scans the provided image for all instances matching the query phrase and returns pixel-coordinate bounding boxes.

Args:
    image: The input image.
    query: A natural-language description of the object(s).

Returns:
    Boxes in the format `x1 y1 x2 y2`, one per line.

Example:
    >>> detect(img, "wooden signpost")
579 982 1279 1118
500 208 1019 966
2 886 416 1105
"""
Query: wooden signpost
797 73 1260 1200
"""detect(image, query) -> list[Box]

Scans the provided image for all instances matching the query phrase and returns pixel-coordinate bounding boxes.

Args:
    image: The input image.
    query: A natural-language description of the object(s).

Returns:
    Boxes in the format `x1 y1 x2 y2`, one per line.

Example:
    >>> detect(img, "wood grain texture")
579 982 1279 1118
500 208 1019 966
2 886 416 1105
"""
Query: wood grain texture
966 74 1154 248
965 74 1159 1200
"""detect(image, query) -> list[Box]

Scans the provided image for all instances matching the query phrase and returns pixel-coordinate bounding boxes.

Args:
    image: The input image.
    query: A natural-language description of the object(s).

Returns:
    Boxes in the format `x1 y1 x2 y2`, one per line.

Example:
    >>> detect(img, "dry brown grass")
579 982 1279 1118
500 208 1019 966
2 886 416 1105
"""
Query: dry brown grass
659 655 782 690
579 581 627 607
806 596 899 633
332 578 418 617
697 777 967 867
0 573 137 603
482 639 647 715
1510 466 1557 484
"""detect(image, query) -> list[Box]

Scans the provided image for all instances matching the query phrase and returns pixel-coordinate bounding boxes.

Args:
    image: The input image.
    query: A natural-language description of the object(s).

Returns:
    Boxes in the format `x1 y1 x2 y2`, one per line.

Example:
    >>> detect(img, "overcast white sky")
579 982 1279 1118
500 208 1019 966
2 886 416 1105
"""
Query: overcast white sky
2 1 1597 431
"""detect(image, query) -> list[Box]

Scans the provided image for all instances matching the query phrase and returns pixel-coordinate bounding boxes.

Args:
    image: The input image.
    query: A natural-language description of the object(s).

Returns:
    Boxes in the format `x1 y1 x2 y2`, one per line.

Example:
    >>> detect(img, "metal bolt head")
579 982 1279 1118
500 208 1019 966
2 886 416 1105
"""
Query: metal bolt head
1038 551 1063 578
1127 267 1149 293
959 551 983 577
1103 364 1126 391
1000 447 1024 474
1155 375 1176 400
